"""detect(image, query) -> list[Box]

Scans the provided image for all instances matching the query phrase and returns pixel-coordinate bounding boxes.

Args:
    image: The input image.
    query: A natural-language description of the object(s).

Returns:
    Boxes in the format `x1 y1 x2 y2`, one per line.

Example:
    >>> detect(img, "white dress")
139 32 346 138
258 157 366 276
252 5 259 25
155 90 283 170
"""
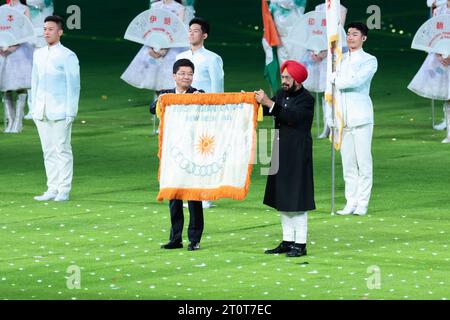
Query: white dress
182 0 195 24
27 0 55 48
0 3 33 91
408 5 450 101
301 51 327 93
303 4 346 93
270 0 305 65
121 1 188 91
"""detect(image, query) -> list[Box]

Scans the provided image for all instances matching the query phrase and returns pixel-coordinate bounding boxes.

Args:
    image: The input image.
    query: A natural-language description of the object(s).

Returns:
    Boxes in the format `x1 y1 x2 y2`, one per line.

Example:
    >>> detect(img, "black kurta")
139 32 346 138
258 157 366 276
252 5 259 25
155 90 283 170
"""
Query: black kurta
263 86 316 212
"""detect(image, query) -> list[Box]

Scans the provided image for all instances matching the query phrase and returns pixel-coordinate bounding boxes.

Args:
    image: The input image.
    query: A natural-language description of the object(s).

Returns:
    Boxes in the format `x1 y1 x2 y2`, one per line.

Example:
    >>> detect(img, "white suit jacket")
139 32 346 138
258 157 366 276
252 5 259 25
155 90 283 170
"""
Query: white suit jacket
176 46 224 93
335 48 378 127
31 42 80 121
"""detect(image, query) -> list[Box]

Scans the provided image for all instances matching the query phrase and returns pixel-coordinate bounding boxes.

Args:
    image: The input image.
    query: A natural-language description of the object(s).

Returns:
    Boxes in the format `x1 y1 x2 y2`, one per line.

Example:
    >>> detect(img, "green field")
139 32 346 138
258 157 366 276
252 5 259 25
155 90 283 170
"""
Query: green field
0 0 449 300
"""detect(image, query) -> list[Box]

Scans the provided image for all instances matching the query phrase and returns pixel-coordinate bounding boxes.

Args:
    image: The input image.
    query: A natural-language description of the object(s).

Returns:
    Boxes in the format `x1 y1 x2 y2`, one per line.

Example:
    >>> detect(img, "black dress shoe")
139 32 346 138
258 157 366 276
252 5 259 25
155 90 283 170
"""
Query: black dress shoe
187 242 200 251
264 241 294 254
286 244 307 257
161 241 183 249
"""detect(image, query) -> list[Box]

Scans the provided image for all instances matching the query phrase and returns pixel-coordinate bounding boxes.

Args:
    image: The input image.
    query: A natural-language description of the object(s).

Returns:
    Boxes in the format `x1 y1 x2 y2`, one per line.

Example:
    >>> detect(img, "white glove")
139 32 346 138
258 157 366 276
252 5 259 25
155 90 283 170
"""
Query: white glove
326 117 335 128
65 117 75 126
329 72 337 85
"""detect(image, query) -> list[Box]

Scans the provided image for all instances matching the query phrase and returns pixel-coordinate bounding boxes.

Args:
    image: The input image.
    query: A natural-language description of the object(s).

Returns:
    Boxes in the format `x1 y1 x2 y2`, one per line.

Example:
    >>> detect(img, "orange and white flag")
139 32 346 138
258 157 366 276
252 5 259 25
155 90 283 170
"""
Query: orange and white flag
324 0 345 150
155 93 261 202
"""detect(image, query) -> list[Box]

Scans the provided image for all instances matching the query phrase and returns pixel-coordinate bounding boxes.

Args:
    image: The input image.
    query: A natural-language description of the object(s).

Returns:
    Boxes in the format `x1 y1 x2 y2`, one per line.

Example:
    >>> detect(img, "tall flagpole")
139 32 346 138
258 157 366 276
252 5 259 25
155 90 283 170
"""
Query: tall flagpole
431 99 436 129
330 41 337 216
326 0 342 215
430 5 435 129
316 92 321 137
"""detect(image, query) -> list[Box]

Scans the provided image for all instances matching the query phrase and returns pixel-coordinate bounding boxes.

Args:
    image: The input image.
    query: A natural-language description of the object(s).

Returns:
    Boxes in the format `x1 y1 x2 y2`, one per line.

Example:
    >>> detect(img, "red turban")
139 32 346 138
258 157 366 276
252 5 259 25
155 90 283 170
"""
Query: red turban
280 60 308 84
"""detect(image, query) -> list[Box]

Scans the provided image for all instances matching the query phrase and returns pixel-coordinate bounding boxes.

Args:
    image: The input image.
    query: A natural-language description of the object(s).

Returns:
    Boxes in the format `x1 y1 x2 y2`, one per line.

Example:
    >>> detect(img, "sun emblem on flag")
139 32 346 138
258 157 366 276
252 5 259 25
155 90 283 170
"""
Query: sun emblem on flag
196 133 215 157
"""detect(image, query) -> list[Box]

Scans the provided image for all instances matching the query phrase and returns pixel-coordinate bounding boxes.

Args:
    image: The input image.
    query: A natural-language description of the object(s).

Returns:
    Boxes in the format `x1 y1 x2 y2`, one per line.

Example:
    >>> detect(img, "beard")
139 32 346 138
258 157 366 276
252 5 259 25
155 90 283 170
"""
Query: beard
282 83 297 94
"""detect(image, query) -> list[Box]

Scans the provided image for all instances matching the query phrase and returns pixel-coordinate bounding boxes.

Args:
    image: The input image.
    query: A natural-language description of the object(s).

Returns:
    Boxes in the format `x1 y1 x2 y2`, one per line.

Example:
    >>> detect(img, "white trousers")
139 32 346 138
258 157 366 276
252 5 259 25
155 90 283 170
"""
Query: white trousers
35 119 73 194
280 211 308 244
340 124 373 208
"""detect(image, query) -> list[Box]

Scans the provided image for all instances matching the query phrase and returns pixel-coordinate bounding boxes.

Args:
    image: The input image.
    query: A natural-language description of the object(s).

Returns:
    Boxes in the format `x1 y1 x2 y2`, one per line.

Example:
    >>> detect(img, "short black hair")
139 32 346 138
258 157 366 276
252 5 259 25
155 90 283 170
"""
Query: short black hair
44 15 64 31
173 59 195 74
346 22 369 36
189 17 210 35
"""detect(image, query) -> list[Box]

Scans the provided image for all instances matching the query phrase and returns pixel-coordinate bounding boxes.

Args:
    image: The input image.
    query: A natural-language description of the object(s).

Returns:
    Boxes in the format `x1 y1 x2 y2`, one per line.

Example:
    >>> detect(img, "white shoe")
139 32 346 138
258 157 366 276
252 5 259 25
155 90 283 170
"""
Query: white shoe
442 136 450 144
318 132 329 139
336 204 357 215
54 193 70 202
433 120 447 131
4 124 13 133
202 201 213 209
318 126 330 139
353 206 368 216
24 113 33 120
4 118 14 133
34 191 58 201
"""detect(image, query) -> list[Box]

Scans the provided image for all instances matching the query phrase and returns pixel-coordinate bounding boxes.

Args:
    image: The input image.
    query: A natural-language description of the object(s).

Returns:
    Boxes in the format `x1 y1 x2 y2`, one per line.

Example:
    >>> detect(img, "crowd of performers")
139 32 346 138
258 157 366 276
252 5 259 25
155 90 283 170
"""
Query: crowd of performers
0 0 53 133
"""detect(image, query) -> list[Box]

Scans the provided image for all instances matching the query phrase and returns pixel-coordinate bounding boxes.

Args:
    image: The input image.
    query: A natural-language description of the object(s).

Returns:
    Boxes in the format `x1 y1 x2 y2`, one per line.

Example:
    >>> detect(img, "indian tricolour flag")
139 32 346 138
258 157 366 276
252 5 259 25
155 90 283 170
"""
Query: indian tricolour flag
325 0 345 150
261 0 281 93
155 93 262 202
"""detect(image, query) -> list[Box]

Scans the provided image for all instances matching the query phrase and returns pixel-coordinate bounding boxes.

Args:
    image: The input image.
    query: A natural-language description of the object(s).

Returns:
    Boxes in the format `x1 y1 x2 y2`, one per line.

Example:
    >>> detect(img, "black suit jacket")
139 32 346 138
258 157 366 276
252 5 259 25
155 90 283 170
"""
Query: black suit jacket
149 87 204 114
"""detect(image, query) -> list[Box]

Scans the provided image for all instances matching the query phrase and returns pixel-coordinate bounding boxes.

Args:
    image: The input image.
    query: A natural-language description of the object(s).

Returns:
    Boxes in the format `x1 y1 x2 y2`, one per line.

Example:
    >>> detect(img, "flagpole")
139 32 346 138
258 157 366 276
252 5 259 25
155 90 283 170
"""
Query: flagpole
431 99 435 129
316 92 321 137
330 41 337 216
430 6 435 129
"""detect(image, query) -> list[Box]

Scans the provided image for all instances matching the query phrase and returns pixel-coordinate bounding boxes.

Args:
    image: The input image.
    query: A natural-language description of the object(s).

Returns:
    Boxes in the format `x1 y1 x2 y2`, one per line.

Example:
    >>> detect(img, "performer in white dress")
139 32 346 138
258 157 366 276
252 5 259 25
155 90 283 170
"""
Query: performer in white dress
23 0 54 120
181 0 195 25
270 0 306 65
27 0 54 48
408 1 450 142
121 0 187 93
0 0 33 133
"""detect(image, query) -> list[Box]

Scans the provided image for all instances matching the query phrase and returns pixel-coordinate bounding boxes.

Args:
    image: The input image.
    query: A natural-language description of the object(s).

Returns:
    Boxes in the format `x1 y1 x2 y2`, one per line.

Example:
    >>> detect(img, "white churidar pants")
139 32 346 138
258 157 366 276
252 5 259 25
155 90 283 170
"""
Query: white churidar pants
280 211 308 244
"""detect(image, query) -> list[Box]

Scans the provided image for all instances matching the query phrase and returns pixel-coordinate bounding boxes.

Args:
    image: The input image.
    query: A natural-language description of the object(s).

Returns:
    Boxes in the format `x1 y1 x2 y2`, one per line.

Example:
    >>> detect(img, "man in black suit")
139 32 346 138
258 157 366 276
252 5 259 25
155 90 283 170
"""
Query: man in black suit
150 58 205 251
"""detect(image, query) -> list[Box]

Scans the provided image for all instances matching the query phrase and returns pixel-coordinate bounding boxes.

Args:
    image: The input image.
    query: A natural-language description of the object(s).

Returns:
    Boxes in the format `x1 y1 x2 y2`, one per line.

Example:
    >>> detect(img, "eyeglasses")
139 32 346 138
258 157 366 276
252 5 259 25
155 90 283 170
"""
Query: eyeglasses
176 72 194 78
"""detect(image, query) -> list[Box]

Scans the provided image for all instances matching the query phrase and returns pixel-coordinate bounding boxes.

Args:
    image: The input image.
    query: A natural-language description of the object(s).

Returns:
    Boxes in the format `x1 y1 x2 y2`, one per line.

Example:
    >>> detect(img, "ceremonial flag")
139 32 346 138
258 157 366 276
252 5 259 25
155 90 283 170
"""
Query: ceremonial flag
155 93 262 202
262 0 281 93
324 0 346 215
324 0 345 150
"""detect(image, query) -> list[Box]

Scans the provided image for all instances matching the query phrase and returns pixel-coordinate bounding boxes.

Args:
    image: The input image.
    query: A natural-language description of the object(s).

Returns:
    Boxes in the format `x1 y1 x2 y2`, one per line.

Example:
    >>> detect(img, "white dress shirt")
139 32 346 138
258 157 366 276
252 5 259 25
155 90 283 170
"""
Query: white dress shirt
31 42 80 121
335 48 378 127
176 46 224 93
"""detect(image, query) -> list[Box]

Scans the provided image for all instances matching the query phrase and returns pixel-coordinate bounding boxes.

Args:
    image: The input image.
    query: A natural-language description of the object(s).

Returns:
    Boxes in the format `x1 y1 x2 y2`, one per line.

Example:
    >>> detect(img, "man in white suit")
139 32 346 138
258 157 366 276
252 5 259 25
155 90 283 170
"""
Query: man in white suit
330 22 378 216
31 15 80 202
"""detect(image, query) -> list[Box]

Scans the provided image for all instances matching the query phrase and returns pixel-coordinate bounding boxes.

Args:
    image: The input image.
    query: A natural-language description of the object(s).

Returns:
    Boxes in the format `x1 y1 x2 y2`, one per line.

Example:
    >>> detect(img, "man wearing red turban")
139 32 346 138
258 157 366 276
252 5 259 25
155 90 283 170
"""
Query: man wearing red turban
255 60 315 258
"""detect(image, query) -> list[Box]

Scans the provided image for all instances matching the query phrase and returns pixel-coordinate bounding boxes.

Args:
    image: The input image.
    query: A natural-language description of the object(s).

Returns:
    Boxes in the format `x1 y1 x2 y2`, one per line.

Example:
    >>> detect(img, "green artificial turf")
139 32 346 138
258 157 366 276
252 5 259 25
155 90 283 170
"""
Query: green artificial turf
0 0 448 300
